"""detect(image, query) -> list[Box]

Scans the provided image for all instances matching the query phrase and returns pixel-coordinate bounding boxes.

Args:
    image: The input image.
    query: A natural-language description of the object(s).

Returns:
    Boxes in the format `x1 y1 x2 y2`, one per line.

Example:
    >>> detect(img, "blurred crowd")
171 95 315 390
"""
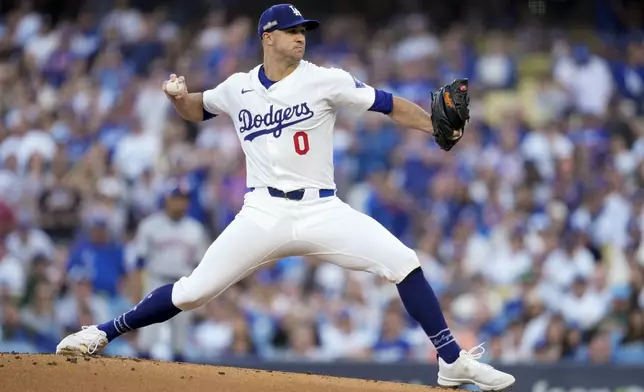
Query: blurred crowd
0 0 644 365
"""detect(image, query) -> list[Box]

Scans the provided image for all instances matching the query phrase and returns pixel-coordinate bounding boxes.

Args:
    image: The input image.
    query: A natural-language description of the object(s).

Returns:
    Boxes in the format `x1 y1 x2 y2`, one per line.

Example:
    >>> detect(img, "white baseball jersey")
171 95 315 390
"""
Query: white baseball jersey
202 60 376 192
135 212 209 278
170 60 419 316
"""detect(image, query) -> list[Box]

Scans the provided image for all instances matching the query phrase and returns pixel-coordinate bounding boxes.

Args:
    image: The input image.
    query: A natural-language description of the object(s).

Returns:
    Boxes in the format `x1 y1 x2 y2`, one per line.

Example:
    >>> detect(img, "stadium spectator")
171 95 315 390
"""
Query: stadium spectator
66 216 127 299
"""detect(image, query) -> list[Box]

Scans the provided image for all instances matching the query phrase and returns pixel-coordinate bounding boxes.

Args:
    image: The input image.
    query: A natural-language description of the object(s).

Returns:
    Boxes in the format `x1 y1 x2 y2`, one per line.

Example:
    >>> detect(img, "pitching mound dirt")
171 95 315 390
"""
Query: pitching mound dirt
0 353 449 392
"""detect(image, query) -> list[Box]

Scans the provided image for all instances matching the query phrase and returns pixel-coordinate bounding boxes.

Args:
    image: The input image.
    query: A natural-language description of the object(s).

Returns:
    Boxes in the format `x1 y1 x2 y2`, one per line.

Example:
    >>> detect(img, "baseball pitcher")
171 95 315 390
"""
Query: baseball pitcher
58 4 514 390
133 183 208 361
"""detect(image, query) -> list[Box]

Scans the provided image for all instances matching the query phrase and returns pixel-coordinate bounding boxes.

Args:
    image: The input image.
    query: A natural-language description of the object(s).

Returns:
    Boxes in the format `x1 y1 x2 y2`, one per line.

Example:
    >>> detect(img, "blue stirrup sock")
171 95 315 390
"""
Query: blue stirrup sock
97 284 182 341
98 270 462 365
397 267 462 364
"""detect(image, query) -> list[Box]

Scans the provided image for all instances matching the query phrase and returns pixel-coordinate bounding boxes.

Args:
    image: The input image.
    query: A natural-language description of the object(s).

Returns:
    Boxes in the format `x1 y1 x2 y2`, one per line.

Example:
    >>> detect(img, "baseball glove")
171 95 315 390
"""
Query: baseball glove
430 78 470 151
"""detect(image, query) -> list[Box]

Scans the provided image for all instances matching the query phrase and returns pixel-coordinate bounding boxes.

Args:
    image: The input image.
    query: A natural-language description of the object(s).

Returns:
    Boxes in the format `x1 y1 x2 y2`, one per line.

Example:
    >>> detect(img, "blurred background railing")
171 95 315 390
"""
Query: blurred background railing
0 0 643 384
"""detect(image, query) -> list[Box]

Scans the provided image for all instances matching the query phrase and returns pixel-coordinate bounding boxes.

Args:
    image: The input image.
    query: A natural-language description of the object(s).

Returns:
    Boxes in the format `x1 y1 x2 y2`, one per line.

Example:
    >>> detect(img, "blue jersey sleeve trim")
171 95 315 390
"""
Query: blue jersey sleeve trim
202 108 217 121
369 88 393 114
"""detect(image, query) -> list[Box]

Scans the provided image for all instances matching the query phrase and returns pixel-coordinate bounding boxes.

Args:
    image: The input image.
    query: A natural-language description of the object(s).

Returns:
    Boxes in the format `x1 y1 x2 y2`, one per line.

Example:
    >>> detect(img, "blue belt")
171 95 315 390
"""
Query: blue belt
251 187 335 200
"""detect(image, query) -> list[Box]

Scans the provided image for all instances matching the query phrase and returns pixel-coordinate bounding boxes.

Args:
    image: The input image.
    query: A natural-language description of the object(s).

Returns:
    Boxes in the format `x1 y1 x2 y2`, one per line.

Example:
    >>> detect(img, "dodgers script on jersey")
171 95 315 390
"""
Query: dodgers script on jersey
203 60 375 192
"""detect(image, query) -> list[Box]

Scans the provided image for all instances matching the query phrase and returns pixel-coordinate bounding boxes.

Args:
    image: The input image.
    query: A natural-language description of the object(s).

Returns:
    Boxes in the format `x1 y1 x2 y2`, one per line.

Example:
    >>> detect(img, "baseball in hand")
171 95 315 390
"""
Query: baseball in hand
165 78 185 96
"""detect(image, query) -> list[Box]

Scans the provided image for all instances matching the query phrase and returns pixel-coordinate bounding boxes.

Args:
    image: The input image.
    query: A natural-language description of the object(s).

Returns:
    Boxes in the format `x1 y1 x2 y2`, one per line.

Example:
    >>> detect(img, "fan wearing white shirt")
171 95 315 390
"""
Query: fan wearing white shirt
483 228 533 286
24 18 60 69
5 214 55 265
558 276 609 330
112 120 161 181
543 231 596 291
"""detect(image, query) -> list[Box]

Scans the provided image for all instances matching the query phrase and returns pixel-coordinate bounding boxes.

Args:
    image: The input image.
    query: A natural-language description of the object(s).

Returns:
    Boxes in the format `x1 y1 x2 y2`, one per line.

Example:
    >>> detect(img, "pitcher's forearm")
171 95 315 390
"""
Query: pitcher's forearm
173 92 205 122
387 96 433 134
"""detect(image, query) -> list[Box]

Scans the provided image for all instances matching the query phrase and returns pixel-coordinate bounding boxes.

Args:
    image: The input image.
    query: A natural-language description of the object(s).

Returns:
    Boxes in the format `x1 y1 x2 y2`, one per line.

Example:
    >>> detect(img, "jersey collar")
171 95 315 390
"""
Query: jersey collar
258 65 276 89
253 60 304 92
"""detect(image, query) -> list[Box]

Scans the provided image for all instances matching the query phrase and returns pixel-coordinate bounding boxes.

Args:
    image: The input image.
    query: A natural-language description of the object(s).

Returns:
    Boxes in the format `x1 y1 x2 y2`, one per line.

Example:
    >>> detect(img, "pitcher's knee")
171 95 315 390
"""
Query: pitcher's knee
171 276 216 311
399 248 422 281
384 247 421 284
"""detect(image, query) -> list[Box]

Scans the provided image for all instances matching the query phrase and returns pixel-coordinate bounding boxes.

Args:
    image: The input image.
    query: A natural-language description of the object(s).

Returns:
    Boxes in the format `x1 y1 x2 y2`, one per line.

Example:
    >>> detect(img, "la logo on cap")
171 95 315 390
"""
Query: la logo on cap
289 5 302 16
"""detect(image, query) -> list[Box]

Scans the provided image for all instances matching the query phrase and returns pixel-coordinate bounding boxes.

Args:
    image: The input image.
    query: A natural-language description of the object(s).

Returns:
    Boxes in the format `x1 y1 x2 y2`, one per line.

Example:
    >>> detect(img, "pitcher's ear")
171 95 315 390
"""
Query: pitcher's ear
262 32 273 45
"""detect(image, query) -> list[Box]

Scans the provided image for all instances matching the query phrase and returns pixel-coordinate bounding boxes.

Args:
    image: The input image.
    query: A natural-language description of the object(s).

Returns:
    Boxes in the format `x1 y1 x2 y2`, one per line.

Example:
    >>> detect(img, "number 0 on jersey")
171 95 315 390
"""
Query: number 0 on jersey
293 131 310 155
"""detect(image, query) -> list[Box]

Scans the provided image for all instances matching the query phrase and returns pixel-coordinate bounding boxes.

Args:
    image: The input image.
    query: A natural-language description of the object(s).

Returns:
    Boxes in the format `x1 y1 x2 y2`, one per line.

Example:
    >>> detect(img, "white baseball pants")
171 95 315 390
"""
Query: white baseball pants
171 188 420 310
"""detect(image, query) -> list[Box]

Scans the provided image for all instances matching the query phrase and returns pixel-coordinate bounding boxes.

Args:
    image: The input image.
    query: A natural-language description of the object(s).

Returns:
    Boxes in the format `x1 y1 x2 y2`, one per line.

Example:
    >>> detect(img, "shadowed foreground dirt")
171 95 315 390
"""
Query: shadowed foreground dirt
0 353 449 392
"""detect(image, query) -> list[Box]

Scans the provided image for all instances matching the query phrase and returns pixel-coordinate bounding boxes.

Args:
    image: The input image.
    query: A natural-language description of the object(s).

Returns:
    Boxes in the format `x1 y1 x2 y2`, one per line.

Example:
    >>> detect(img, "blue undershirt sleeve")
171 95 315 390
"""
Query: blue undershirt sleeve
202 108 217 121
368 88 394 114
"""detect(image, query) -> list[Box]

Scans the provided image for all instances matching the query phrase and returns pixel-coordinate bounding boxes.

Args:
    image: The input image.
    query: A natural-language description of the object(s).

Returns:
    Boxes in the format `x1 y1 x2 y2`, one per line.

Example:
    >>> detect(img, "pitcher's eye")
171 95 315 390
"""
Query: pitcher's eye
286 27 306 34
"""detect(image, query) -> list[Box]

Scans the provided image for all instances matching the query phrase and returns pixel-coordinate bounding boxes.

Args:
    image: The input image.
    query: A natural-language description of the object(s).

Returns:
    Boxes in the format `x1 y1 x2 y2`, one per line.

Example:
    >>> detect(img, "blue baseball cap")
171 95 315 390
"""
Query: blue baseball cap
163 180 190 198
257 4 319 38
88 214 109 228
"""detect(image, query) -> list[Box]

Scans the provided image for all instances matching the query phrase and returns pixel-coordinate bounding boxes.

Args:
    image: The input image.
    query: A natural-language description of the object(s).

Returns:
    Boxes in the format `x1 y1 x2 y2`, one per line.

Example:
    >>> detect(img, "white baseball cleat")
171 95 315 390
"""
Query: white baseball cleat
437 343 516 391
56 325 108 357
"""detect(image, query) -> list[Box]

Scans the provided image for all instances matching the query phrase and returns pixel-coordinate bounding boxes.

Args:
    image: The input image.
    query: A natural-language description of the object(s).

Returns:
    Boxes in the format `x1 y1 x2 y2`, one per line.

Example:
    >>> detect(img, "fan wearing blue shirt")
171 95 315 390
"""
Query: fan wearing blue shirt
66 217 127 299
372 304 412 363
